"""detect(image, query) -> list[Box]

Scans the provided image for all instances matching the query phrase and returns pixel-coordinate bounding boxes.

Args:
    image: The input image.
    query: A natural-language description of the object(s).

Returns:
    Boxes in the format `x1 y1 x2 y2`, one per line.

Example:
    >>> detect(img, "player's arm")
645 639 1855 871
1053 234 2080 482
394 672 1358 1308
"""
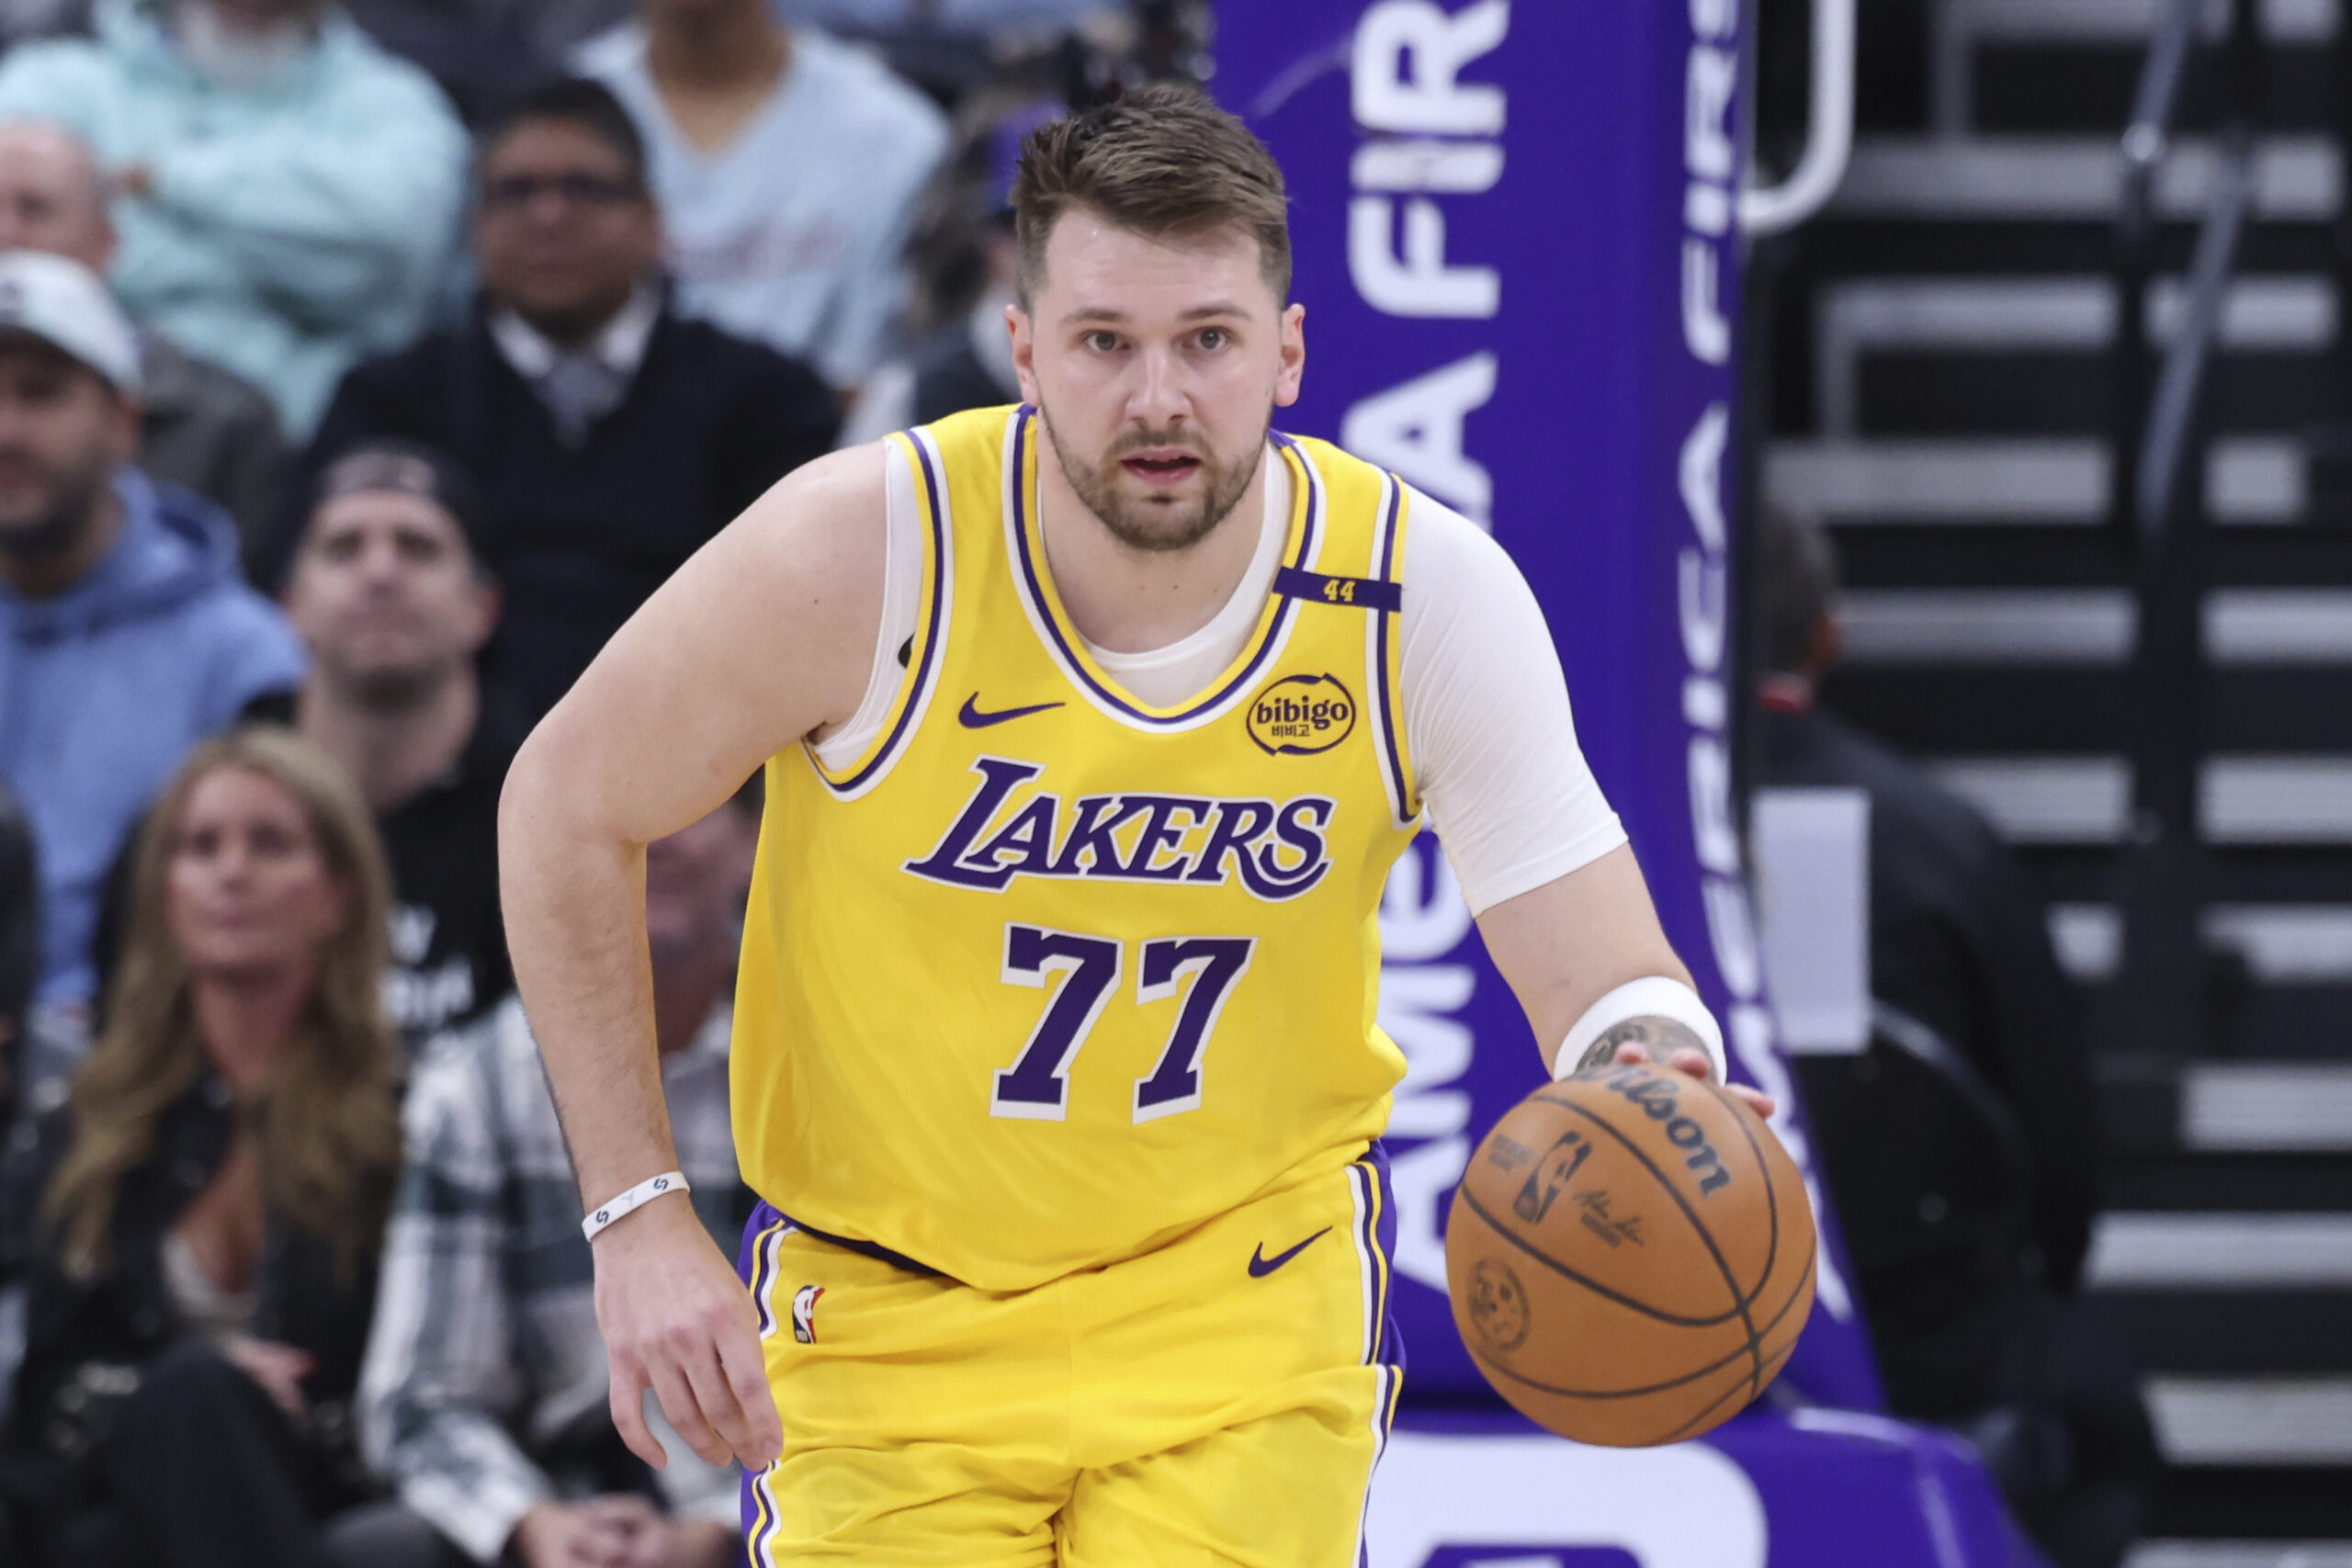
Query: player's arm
498 444 888 1474
1397 497 1771 1116
1474 854 1766 1112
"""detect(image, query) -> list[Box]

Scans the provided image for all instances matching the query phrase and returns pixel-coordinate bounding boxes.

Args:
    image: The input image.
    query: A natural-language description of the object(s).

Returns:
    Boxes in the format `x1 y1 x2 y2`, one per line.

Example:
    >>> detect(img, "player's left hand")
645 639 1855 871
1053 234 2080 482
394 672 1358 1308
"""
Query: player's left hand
1608 1040 1776 1121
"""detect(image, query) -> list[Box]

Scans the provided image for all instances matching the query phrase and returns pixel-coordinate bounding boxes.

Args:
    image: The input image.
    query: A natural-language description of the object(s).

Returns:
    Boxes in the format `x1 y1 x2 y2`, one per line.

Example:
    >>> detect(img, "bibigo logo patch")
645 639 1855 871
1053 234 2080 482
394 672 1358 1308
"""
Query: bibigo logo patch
1246 674 1357 757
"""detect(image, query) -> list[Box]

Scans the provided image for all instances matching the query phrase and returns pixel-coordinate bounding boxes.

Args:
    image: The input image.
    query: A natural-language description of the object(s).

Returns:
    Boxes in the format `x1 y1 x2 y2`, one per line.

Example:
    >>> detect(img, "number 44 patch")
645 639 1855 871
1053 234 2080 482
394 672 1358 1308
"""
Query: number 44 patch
790 1285 824 1344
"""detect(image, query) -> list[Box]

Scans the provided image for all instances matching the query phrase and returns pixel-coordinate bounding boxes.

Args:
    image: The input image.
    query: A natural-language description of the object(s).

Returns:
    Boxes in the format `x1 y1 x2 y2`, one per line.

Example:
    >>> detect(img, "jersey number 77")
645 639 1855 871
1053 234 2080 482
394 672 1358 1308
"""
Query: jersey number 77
989 923 1258 1124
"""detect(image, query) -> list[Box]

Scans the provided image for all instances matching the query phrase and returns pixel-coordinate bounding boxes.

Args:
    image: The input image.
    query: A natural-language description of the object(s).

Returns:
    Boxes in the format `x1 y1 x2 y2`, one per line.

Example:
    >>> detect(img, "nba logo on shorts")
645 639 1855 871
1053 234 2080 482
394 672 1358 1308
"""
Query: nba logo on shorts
790 1285 824 1344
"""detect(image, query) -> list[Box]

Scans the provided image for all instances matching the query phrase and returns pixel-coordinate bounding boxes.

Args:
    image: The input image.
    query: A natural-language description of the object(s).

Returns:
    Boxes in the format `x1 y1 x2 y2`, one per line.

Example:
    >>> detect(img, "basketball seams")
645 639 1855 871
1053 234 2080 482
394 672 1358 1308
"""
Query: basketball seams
1688 1077 1789 1408
1456 1183 1748 1329
1463 1219 1817 1404
1690 1077 1783 1302
1644 1332 1803 1449
1528 1094 1771 1335
1526 1088 1770 1403
1449 1077 1819 1444
1634 1225 1816 1446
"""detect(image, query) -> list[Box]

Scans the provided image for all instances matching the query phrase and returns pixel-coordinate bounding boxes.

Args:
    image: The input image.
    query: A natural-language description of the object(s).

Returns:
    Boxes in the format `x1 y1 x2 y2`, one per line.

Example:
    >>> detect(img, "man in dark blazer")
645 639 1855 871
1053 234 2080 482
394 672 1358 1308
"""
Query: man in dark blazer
274 78 840 727
1755 509 2154 1568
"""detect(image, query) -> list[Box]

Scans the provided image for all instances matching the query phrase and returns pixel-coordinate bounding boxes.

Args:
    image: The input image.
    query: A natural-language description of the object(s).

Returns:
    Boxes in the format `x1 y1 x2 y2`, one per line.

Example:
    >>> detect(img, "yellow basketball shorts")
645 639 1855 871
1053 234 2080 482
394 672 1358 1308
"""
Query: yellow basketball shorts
732 1148 1404 1566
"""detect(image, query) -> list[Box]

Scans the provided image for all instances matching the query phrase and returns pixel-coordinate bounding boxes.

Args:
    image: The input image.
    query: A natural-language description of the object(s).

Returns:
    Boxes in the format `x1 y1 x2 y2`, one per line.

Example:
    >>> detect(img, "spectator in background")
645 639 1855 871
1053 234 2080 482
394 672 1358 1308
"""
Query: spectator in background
0 253 306 1010
283 80 838 725
1756 510 2154 1568
352 788 761 1568
280 445 510 1050
576 0 949 395
340 0 628 124
0 0 469 436
0 119 290 565
840 95 1052 447
0 728 401 1568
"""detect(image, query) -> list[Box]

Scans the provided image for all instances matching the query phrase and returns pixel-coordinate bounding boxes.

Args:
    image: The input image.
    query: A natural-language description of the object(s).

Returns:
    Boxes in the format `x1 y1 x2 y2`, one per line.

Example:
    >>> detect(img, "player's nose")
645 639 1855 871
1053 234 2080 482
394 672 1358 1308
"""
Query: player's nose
1125 344 1192 427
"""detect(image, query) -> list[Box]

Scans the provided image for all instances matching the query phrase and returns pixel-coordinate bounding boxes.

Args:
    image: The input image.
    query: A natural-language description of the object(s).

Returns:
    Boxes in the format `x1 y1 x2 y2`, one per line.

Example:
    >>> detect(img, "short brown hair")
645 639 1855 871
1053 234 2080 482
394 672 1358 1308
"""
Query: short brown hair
1011 85 1291 309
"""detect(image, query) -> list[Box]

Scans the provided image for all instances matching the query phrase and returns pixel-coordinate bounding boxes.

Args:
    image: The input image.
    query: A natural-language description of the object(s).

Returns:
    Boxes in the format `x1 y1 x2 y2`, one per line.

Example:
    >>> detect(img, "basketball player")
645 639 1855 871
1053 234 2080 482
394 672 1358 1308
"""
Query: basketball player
500 86 1781 1564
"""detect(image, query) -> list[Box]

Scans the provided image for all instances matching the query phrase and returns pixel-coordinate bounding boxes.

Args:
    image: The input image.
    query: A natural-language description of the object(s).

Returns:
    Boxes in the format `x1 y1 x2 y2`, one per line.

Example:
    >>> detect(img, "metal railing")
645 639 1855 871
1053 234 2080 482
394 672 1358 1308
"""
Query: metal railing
2105 0 2263 1057
1741 0 1858 235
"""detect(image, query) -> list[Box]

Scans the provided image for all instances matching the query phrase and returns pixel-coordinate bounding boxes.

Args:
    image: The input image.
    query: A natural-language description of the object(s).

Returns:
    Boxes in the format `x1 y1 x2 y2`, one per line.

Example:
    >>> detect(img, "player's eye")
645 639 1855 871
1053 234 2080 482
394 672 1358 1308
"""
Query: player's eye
1196 328 1228 351
1083 331 1121 353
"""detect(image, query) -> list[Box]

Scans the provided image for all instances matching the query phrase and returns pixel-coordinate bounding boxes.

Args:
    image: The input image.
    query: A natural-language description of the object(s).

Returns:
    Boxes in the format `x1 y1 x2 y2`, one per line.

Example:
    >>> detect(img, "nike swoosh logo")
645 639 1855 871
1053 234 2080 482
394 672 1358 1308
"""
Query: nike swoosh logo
1249 1227 1332 1279
959 694 1065 729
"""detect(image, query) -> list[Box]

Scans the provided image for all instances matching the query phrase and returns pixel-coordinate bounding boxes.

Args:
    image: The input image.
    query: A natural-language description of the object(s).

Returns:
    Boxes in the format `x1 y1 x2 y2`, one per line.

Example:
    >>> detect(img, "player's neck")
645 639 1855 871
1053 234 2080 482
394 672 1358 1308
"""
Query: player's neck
1036 440 1272 656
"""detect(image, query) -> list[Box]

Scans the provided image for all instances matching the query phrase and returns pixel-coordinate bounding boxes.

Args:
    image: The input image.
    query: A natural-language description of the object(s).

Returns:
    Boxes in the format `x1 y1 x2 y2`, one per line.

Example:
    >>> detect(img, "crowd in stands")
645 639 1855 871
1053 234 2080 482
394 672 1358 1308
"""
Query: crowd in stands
0 2 2132 1564
0 0 1137 1560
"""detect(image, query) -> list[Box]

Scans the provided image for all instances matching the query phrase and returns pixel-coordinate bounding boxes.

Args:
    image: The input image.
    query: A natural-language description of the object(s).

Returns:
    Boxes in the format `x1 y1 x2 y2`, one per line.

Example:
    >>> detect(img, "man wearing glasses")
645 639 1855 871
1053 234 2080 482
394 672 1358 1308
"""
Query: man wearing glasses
278 79 841 727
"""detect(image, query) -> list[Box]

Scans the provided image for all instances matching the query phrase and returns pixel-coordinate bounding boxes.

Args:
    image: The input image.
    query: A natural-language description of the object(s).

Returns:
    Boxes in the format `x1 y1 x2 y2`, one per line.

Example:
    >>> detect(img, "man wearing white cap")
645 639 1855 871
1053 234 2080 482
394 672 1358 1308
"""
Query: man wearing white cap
0 119 289 565
0 250 307 1012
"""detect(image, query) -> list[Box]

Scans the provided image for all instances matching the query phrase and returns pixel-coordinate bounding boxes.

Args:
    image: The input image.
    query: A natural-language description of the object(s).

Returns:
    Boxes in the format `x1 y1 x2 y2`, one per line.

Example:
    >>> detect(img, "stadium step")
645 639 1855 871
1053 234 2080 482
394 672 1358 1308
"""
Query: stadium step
1763 435 2307 525
1758 0 2352 1547
1829 136 2340 223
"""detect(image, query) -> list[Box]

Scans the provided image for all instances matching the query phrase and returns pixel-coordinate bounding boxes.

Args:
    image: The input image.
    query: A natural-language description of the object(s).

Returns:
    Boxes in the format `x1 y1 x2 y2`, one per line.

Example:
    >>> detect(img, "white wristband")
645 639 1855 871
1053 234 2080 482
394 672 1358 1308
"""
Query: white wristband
1555 976 1727 1084
582 1170 691 1242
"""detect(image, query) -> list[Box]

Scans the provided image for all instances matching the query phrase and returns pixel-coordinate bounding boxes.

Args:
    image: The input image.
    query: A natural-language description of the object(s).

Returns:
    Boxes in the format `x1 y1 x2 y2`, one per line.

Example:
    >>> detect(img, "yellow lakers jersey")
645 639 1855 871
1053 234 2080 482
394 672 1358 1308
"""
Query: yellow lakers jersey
731 404 1422 1291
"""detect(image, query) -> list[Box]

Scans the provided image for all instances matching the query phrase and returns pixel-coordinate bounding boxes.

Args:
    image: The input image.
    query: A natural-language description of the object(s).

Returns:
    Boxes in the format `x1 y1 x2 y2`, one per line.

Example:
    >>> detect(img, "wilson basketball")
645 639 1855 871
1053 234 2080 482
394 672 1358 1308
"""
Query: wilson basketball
1445 1063 1817 1447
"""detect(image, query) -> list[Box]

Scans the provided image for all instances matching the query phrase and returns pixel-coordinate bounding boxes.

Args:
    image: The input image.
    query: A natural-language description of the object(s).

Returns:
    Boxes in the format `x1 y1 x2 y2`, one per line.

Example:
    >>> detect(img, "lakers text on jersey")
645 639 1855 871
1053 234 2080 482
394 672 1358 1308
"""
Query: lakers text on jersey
731 404 1424 1290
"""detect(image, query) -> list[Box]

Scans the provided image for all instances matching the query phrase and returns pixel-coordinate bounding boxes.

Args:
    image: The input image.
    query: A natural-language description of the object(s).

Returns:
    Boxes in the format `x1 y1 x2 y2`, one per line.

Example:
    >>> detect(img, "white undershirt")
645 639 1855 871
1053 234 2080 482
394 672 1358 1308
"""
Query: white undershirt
813 445 1627 916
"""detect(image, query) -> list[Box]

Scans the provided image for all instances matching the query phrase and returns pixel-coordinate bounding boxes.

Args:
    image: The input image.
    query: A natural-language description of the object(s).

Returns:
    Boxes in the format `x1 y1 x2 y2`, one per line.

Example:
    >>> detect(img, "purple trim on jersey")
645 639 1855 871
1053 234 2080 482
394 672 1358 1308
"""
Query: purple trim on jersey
1350 1143 1404 1568
816 433 950 795
737 1201 782 1565
741 1200 784 1336
1369 476 1414 824
1352 1142 1407 1380
1008 408 1318 725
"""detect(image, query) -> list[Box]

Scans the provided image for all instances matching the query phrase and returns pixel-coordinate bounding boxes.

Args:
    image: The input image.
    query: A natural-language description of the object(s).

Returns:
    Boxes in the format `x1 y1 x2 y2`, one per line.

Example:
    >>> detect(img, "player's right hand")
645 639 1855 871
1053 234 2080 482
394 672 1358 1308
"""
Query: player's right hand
591 1194 782 1472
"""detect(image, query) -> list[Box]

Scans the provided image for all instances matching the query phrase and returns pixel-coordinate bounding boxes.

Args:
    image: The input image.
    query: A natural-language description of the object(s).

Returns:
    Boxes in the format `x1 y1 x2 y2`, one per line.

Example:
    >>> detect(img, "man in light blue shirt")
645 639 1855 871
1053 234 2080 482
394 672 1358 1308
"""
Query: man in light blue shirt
0 252 306 1008
0 0 468 435
576 0 947 395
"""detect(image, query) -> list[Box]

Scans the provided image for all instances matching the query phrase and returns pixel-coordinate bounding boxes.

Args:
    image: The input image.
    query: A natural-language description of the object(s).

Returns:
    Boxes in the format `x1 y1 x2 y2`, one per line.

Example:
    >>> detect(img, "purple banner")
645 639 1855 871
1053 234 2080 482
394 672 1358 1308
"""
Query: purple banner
1368 1407 2042 1567
1211 0 1883 1411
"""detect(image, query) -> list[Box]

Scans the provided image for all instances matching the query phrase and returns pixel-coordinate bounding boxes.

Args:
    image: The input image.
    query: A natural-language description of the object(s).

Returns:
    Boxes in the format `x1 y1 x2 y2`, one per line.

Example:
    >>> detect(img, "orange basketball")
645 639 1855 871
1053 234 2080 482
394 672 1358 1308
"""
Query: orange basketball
1445 1062 1816 1447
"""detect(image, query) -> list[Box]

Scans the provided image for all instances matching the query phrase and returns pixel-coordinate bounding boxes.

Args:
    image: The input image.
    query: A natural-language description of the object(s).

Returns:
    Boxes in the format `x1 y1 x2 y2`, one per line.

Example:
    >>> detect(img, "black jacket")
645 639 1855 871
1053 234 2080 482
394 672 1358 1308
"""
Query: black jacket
135 331 290 572
0 1071 389 1469
379 712 517 1050
1759 701 2101 1412
271 294 841 723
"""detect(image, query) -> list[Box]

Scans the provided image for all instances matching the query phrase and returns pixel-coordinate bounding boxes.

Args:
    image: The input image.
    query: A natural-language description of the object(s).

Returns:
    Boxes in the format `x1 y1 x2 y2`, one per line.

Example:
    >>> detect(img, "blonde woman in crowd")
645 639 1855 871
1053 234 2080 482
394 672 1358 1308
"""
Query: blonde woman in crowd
0 727 402 1568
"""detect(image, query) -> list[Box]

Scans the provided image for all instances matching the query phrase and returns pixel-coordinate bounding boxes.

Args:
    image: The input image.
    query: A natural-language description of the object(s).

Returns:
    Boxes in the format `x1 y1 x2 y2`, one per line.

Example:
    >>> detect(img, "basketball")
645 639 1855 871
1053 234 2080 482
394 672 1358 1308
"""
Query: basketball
1445 1062 1817 1447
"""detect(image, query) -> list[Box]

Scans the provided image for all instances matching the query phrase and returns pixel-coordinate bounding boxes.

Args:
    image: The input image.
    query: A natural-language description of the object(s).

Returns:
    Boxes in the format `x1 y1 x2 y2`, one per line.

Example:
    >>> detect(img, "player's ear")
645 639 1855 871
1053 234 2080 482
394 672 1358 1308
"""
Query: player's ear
1009 301 1042 407
1274 301 1306 409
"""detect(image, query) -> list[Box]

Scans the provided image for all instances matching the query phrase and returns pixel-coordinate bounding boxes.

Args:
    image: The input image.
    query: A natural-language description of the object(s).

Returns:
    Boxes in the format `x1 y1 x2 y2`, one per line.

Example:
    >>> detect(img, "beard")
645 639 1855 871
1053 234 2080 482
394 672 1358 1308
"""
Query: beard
1040 407 1269 554
0 449 113 563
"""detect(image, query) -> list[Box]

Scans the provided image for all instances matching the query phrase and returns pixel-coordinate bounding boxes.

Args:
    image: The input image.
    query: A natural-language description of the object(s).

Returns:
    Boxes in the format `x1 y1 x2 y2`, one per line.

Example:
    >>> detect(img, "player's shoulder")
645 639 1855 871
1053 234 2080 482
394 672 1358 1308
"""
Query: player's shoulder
729 439 892 572
1388 481 1521 597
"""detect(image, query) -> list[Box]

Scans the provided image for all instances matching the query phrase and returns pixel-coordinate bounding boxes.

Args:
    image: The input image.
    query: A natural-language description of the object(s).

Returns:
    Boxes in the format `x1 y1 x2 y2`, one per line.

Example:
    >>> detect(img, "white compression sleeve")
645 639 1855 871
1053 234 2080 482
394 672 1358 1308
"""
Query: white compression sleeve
1398 493 1628 915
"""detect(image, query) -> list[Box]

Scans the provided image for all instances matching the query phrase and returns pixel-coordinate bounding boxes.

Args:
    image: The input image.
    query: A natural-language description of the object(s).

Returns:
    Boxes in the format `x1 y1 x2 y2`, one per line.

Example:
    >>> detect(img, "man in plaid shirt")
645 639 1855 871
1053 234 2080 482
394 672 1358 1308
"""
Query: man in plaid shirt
350 791 761 1568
